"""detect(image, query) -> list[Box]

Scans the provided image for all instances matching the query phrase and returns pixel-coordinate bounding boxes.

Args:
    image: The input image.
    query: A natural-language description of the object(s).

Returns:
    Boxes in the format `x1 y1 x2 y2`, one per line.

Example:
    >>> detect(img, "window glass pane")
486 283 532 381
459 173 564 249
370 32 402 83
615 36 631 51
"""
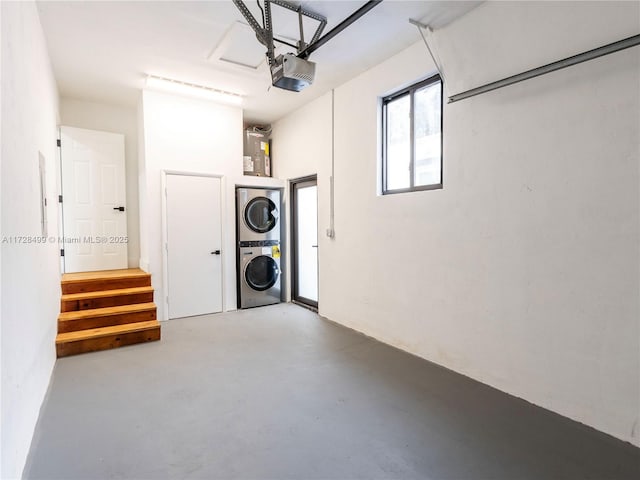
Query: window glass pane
295 184 318 302
385 94 410 190
414 81 442 186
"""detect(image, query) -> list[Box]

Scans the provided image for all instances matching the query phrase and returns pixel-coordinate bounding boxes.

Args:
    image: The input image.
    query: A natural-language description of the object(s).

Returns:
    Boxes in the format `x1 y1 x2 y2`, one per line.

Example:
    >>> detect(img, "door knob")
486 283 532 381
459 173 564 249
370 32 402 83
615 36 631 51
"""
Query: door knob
113 206 125 212
211 250 221 255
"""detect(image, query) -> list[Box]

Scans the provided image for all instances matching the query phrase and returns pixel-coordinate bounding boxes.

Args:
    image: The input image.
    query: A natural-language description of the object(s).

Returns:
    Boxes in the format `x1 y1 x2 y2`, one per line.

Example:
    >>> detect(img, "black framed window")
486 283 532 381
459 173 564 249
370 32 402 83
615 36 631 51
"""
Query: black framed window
382 74 443 194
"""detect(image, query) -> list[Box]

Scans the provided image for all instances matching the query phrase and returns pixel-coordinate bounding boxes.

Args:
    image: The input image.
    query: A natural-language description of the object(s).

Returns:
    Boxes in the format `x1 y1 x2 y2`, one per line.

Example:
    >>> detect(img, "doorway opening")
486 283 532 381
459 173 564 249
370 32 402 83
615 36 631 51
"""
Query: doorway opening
291 175 318 310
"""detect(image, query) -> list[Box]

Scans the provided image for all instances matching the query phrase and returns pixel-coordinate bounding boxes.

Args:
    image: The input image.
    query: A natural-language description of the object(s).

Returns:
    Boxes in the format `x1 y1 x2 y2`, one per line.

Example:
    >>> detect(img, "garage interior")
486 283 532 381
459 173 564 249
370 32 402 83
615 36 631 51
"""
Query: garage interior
1 1 639 479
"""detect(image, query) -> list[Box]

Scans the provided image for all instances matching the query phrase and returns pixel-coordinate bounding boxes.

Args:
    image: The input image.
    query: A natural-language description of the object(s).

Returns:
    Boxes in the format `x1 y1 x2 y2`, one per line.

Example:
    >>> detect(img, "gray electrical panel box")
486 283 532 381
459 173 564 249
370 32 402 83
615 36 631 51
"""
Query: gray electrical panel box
243 127 271 177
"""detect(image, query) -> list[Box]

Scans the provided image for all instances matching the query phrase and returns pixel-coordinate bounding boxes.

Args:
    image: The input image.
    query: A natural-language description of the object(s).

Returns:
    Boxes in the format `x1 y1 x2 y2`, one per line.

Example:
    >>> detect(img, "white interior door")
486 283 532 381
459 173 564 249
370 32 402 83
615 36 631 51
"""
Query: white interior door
166 174 223 319
293 179 318 306
60 126 128 272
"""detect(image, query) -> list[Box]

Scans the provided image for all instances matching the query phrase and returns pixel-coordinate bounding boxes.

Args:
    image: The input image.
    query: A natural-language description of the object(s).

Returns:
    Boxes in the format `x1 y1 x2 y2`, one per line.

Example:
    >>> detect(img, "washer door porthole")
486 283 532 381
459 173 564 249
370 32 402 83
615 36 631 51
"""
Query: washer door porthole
245 255 279 291
244 197 278 234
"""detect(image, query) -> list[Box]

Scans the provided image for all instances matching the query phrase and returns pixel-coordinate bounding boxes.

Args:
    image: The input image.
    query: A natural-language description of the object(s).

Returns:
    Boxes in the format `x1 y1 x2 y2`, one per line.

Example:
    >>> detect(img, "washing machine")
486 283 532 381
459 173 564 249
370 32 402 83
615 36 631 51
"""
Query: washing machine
238 240 281 308
236 187 281 242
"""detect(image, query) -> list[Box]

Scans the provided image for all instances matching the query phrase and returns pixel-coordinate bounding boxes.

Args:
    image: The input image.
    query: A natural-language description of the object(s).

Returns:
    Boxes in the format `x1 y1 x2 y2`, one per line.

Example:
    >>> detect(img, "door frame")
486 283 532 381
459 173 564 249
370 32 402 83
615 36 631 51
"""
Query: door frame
290 174 318 310
161 170 227 320
57 128 65 273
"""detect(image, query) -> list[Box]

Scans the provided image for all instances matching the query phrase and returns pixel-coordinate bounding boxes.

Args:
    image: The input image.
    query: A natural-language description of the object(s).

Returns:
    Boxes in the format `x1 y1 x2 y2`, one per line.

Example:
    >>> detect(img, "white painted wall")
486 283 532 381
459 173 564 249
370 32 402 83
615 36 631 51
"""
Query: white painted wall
139 90 283 320
272 1 640 446
0 1 60 478
59 98 140 268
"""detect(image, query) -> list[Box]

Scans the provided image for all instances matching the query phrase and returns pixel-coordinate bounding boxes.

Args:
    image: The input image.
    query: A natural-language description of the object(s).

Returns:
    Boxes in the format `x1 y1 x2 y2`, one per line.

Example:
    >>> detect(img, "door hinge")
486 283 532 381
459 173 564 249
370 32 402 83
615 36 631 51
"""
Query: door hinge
60 249 65 257
58 194 63 203
56 139 61 147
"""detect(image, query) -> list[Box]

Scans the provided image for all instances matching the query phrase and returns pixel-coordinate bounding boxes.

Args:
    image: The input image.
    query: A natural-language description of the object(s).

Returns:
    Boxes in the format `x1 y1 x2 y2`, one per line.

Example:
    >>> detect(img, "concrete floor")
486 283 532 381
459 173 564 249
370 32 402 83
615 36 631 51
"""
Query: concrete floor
25 304 639 479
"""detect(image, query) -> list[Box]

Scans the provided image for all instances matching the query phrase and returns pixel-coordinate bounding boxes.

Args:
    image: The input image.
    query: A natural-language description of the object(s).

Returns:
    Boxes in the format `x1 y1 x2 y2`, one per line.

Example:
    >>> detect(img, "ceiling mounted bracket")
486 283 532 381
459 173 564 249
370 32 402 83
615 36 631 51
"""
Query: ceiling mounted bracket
263 0 275 65
233 0 327 66
233 0 382 91
232 0 269 47
297 5 306 51
297 0 382 60
268 0 327 54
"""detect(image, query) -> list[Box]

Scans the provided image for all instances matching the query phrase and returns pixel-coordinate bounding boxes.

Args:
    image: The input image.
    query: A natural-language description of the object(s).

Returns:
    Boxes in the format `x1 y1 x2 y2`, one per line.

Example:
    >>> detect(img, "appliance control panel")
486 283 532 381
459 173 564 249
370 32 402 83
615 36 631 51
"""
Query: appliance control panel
239 239 280 248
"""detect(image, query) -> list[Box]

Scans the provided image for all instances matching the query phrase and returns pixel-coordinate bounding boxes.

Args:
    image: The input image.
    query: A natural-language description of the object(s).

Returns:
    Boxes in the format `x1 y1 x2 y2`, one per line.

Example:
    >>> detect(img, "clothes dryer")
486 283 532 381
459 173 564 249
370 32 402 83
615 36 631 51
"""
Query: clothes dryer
236 188 281 242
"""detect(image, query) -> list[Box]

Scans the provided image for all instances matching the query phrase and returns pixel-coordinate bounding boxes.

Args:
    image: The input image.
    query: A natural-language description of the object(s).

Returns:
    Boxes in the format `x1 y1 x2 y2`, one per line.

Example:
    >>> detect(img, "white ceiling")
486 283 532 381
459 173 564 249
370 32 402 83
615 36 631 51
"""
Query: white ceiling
37 0 481 124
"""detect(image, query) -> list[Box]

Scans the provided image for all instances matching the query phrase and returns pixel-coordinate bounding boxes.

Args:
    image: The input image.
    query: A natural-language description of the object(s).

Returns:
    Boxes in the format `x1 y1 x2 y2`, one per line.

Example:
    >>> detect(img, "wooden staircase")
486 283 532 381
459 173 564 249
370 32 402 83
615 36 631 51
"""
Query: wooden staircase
56 268 161 357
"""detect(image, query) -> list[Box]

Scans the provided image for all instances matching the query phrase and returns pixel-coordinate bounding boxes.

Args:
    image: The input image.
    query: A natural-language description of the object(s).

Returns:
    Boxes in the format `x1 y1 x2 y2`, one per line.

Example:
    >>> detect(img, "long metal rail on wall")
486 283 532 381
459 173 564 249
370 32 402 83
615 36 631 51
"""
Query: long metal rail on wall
412 18 640 105
447 34 640 104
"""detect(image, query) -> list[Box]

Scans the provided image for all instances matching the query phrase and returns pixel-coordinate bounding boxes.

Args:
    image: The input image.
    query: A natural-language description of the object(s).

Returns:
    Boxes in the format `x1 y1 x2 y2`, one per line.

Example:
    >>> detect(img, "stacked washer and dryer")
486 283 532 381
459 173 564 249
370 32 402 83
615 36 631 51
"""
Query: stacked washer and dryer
236 187 282 309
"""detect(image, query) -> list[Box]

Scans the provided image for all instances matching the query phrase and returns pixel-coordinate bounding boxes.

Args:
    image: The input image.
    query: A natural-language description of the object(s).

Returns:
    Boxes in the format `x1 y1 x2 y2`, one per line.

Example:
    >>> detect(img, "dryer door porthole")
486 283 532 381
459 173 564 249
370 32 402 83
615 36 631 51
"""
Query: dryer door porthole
245 255 279 291
244 197 278 234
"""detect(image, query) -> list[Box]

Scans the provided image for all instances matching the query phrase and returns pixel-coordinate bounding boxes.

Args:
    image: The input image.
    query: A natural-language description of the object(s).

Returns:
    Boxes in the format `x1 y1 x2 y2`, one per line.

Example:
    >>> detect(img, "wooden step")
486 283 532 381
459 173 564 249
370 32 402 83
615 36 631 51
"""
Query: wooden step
61 286 154 312
58 303 157 333
61 268 151 294
56 320 161 357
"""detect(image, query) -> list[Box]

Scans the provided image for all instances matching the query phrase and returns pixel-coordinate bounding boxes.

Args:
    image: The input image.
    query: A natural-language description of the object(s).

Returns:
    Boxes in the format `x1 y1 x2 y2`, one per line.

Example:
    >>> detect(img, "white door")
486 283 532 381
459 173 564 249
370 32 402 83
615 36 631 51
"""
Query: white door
60 126 128 272
292 178 318 307
166 174 223 319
